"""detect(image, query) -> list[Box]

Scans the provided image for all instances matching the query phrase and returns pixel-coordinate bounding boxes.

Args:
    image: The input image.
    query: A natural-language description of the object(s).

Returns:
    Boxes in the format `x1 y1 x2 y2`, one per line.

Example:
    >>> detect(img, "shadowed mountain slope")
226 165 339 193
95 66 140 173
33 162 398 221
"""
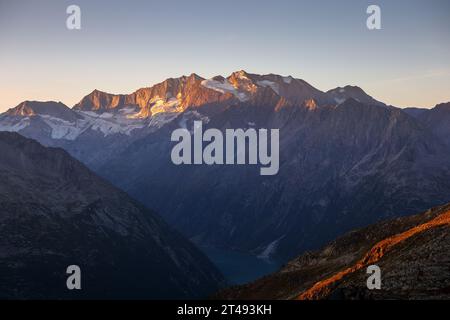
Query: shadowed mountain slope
0 132 224 299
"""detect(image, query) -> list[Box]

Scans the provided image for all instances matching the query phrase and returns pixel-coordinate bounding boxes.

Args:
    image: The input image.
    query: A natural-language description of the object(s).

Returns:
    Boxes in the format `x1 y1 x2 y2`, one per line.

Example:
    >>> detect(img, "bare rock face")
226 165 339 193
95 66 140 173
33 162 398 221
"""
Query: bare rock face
0 132 224 299
73 89 130 112
215 203 450 300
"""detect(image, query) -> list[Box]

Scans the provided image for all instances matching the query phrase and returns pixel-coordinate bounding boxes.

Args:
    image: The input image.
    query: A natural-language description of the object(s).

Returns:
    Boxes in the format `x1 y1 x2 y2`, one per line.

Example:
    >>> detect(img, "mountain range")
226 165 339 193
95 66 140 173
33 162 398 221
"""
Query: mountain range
0 132 223 299
1 70 449 263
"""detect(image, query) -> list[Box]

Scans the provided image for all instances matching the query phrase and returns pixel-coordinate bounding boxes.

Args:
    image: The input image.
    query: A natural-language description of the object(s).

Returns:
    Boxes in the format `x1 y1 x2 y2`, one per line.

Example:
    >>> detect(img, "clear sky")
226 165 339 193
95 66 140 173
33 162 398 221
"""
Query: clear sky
0 0 449 111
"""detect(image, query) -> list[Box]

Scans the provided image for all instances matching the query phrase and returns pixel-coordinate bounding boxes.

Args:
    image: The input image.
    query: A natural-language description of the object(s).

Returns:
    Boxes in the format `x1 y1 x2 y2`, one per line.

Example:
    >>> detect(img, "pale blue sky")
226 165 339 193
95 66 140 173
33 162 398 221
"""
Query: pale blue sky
0 0 449 110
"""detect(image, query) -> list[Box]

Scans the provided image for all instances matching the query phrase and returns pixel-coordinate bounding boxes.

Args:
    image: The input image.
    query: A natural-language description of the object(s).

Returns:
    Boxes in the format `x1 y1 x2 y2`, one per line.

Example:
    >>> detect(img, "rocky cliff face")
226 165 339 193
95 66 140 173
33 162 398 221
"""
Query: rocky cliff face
0 132 224 299
215 203 450 300
73 89 130 112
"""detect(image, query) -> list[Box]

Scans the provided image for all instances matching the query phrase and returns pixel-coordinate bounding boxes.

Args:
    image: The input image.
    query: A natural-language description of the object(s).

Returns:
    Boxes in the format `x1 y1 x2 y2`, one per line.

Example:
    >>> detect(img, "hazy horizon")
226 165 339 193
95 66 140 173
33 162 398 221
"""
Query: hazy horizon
1 0 449 111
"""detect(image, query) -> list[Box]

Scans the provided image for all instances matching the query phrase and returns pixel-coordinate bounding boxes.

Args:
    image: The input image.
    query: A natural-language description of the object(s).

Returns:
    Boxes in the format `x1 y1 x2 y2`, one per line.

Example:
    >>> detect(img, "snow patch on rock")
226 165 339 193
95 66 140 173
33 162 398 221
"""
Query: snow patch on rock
257 80 280 95
0 117 30 132
334 97 346 104
149 97 181 115
283 76 293 84
201 79 249 102
257 237 283 259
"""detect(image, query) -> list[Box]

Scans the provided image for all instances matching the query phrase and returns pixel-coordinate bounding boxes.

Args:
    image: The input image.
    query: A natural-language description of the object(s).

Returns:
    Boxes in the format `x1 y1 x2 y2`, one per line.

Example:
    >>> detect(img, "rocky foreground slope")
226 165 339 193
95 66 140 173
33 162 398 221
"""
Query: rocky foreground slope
0 132 224 299
216 203 450 300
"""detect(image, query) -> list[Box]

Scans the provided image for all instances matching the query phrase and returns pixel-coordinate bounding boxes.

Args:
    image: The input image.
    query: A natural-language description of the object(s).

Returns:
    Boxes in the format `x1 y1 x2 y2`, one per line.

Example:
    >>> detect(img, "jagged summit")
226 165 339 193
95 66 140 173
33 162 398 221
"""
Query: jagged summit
4 72 392 120
73 89 129 112
70 71 342 115
0 71 424 145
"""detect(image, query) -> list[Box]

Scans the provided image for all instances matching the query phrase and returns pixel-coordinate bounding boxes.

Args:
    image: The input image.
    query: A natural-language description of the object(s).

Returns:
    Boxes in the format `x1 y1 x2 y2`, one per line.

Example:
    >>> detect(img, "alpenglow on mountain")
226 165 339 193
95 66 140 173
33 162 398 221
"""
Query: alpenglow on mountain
1 70 450 262
216 202 450 300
